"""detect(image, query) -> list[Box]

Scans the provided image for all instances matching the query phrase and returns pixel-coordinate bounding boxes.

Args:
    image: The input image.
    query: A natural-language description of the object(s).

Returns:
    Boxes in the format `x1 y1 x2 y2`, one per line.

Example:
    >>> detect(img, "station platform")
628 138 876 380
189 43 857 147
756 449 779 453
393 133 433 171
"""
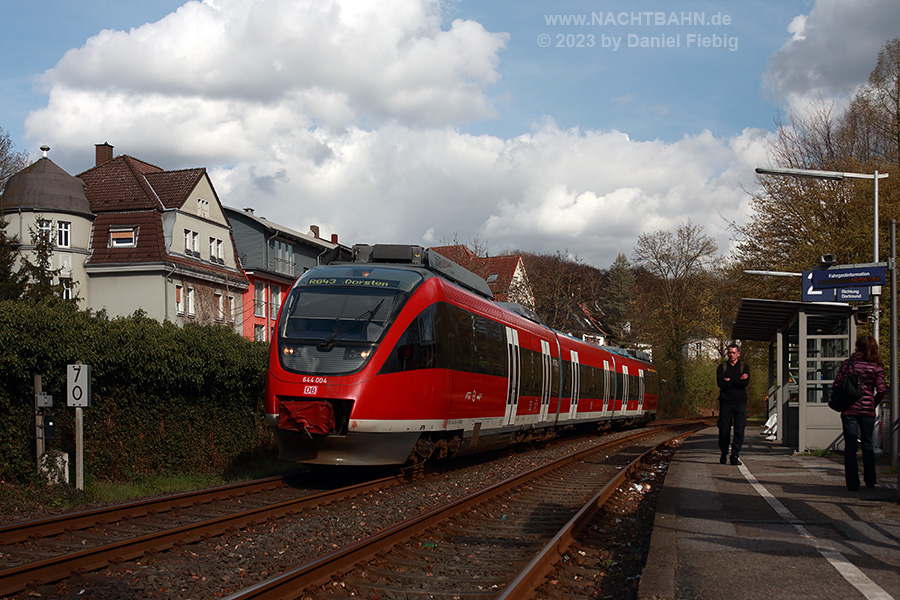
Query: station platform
639 426 900 600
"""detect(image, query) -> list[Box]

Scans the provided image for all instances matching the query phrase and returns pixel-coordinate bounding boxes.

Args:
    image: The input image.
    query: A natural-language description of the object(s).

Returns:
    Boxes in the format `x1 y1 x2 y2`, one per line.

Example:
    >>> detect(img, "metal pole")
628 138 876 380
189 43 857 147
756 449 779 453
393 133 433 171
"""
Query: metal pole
874 171 880 344
34 375 43 470
76 406 84 491
892 221 899 473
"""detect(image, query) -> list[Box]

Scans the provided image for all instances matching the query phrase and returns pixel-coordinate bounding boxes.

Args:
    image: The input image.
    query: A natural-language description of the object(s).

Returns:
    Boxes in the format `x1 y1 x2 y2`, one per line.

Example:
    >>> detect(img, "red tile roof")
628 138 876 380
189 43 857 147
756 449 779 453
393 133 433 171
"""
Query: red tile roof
145 168 207 210
79 155 247 285
480 255 521 298
430 245 525 300
78 155 165 211
87 211 166 265
430 245 478 267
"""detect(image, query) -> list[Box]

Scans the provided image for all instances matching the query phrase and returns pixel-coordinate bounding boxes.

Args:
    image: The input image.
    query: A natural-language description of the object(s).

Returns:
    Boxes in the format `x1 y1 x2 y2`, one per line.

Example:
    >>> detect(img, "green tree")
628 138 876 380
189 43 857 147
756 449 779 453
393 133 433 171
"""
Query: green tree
0 216 26 300
734 39 900 347
602 253 635 344
17 221 78 303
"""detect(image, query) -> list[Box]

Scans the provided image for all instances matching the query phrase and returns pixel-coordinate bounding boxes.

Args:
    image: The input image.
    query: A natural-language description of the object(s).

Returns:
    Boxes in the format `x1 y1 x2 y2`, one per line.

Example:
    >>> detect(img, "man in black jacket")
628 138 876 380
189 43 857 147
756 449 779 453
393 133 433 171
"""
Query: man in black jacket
717 343 750 465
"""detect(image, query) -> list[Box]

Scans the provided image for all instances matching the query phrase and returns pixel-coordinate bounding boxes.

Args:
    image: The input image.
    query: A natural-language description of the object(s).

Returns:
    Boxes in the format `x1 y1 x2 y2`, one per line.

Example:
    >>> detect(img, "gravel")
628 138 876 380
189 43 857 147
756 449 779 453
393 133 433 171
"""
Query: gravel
8 428 675 600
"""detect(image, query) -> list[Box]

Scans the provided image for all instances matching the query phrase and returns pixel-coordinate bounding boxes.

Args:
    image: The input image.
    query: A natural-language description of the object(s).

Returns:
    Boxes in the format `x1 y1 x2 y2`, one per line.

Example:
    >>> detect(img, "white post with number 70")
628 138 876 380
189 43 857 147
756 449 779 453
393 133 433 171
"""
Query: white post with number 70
67 363 91 490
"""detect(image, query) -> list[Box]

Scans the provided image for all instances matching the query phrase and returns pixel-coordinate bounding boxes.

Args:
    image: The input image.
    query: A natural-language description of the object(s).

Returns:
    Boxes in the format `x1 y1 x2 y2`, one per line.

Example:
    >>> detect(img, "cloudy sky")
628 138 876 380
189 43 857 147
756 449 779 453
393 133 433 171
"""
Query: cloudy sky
3 0 898 269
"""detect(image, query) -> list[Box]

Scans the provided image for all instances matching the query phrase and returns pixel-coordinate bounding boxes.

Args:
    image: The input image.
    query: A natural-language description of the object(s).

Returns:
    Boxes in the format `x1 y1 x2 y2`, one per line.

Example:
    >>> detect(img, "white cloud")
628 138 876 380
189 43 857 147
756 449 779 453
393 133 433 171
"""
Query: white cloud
24 0 773 270
763 0 900 112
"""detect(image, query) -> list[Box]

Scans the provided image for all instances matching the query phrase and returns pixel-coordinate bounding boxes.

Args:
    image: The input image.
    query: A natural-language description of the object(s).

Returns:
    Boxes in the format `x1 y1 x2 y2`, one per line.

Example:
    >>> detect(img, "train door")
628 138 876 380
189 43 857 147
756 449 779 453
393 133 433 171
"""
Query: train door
603 360 612 416
621 365 630 415
540 339 552 421
504 327 521 426
638 370 645 412
568 351 580 419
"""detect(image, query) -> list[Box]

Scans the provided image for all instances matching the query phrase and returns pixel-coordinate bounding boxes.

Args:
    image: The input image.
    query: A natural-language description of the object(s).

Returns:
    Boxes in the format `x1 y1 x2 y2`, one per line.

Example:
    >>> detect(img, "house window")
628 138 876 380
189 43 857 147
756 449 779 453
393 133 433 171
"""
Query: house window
254 282 266 317
110 228 137 248
59 277 72 300
225 295 234 323
58 253 72 274
270 285 281 320
176 285 184 314
209 237 224 264
272 239 294 275
215 293 224 322
57 222 70 248
254 324 266 342
186 287 195 316
487 273 499 283
197 198 210 219
38 219 52 244
184 229 199 256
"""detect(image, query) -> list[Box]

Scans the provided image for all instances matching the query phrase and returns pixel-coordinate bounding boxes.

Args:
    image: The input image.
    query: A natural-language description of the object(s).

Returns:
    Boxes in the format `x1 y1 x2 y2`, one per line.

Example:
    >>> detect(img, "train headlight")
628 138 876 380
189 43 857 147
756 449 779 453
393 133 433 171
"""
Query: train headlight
281 345 295 356
344 347 371 360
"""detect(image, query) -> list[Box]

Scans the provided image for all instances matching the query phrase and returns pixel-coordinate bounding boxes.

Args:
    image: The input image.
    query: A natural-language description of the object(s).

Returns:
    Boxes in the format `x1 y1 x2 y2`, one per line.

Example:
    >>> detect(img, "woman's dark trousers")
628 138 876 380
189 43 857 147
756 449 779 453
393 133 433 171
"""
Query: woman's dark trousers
841 414 876 490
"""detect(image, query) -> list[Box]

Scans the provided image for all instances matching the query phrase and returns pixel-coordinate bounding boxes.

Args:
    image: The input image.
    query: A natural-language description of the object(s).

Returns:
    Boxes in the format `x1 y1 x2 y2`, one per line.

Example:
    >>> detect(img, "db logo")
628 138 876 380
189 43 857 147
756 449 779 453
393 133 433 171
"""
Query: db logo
465 390 483 402
304 386 318 395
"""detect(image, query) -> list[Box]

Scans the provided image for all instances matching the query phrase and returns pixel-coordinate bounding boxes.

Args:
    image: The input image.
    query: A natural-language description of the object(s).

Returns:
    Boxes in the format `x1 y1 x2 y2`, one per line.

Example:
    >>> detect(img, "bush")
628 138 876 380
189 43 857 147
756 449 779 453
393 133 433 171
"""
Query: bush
0 299 271 483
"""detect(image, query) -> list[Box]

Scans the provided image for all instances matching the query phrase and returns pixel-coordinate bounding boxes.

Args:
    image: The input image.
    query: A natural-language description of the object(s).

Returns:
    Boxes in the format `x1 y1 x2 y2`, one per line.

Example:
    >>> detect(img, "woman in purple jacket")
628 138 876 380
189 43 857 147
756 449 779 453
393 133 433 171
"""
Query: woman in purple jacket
832 335 886 491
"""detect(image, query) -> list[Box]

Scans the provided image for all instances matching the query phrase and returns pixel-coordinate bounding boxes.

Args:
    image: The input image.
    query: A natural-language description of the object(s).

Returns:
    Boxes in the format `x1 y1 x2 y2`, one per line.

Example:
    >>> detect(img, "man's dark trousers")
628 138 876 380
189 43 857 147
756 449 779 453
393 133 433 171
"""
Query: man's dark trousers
718 401 747 458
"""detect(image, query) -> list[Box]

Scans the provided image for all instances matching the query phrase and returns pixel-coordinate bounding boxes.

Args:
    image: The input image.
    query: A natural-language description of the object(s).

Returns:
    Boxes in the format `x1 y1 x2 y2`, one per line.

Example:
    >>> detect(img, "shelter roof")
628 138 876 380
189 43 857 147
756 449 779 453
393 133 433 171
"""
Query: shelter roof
731 298 859 342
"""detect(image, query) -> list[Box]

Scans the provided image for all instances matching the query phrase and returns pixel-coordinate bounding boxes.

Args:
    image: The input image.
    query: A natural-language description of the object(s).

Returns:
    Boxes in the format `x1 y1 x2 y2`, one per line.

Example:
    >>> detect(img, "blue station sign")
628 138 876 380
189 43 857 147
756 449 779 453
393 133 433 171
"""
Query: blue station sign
837 287 871 301
802 271 835 302
811 265 886 289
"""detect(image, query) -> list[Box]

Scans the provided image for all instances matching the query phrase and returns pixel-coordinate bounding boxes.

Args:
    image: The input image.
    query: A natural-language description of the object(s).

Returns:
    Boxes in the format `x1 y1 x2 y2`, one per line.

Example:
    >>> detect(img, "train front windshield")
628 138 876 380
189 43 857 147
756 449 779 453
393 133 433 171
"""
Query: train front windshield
277 267 424 375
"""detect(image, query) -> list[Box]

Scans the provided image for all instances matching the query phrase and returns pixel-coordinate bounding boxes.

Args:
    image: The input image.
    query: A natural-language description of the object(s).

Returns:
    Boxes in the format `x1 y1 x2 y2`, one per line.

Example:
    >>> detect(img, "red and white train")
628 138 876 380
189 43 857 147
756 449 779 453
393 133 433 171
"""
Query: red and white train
265 245 658 466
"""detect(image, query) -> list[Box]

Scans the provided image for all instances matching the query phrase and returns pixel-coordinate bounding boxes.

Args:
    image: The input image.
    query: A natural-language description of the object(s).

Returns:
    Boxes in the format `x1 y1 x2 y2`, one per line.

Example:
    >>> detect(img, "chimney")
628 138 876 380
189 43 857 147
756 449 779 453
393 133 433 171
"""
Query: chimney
309 225 320 238
331 234 339 244
95 142 114 166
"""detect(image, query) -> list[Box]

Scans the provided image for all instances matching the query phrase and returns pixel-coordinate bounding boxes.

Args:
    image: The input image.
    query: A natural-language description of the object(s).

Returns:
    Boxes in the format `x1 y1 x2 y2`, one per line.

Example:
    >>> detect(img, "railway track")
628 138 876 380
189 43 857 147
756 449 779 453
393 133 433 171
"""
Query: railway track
221 423 699 599
0 422 699 598
0 471 400 596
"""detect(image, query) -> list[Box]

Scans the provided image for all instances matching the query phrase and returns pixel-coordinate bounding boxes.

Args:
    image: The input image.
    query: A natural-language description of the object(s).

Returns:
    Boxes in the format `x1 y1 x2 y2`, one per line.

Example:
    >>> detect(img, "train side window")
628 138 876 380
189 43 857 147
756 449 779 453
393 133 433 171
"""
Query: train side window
628 373 640 402
561 359 572 398
380 304 442 374
520 348 539 397
580 364 593 399
551 356 560 400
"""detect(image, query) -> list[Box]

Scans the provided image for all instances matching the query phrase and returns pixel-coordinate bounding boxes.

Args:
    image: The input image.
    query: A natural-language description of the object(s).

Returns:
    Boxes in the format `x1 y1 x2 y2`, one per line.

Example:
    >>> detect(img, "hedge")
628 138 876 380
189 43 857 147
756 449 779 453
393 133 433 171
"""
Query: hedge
0 299 272 483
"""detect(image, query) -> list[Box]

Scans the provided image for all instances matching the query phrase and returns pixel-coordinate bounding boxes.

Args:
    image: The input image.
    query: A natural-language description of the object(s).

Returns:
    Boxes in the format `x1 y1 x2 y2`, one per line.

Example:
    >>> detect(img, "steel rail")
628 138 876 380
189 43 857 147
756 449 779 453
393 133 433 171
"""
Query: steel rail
497 429 697 599
220 426 688 600
0 473 399 597
0 474 295 545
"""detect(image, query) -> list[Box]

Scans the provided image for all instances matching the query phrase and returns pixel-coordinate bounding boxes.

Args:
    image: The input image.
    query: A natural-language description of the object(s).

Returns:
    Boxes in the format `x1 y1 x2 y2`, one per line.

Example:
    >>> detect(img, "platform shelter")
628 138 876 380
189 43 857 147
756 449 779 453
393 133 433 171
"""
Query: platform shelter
731 299 863 453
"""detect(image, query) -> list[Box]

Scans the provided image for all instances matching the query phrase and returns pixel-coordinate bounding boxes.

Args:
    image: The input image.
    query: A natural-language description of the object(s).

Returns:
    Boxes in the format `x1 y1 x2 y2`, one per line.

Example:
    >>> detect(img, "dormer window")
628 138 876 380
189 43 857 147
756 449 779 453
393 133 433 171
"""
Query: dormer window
209 237 224 264
110 227 137 248
487 273 499 283
184 229 199 257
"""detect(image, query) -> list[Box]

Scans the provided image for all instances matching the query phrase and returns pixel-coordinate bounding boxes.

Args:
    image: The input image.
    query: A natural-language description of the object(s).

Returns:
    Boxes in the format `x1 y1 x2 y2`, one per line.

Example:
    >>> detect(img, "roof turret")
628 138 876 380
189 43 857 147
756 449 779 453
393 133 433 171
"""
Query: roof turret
2 156 93 218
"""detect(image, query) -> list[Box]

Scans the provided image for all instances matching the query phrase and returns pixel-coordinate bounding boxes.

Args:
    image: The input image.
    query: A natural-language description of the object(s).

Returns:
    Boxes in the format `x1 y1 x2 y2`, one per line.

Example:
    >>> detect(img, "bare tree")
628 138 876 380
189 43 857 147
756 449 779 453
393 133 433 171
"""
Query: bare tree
632 221 719 406
0 127 29 194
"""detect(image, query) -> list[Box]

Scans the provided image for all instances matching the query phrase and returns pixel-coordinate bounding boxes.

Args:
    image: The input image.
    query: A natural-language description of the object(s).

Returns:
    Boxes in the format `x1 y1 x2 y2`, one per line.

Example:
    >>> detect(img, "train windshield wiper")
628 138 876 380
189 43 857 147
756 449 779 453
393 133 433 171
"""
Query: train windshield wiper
317 299 385 352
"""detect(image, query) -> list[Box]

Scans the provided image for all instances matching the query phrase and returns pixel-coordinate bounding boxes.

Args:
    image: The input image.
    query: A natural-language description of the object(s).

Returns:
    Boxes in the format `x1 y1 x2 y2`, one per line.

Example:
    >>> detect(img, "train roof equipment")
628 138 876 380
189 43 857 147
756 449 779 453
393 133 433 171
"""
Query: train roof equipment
348 244 494 300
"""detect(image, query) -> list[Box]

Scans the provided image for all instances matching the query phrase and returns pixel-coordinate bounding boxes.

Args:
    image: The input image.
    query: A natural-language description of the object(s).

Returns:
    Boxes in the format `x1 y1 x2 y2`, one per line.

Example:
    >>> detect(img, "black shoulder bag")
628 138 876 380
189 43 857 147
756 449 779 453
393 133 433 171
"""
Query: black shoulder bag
828 357 863 412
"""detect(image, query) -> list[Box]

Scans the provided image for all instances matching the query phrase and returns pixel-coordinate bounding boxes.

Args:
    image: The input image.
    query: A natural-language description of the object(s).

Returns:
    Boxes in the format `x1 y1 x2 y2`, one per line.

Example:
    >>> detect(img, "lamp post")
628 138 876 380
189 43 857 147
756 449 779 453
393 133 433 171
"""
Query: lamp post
755 167 889 339
756 166 896 476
